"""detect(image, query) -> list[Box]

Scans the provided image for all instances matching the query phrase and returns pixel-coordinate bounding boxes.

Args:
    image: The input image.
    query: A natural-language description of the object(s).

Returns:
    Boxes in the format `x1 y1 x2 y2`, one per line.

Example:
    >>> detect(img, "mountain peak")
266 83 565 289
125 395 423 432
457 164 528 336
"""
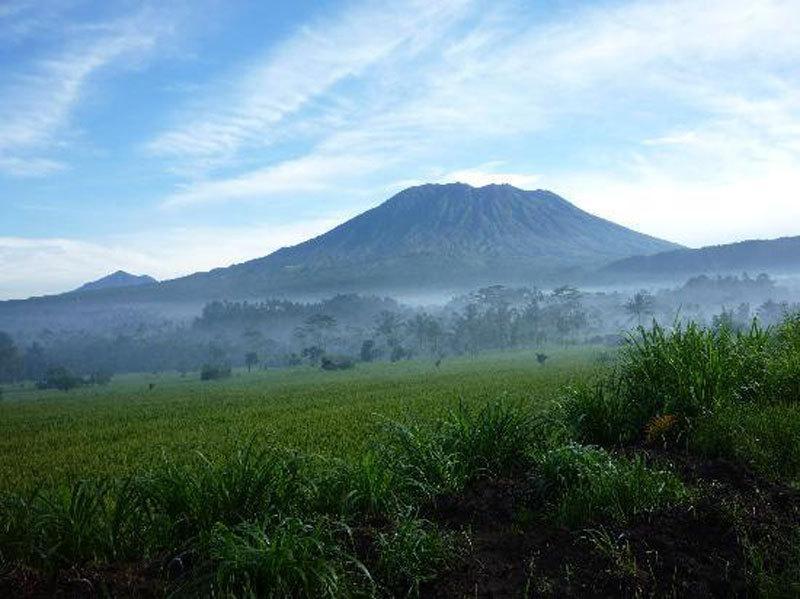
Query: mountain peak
75 271 157 293
226 183 680 294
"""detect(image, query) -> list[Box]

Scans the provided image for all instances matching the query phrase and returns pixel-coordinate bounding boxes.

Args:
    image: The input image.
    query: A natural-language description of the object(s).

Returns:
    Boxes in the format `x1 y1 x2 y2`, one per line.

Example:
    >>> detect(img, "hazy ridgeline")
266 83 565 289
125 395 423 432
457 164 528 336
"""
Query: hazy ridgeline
0 273 798 386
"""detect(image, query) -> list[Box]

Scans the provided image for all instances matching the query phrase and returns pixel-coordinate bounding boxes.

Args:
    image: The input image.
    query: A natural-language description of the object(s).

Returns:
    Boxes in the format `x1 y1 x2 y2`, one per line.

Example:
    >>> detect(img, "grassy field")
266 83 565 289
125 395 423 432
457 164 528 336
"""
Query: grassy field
2 326 799 597
0 348 602 491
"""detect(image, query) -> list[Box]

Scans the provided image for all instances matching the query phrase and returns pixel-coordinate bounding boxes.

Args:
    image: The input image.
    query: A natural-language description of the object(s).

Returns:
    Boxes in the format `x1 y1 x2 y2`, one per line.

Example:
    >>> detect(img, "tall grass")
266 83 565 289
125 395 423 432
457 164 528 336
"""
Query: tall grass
561 315 800 481
534 444 687 528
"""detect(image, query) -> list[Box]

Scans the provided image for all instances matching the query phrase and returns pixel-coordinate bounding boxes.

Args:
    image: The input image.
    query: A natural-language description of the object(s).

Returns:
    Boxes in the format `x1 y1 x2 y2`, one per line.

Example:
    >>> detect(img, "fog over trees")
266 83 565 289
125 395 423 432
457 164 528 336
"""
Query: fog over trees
0 274 798 387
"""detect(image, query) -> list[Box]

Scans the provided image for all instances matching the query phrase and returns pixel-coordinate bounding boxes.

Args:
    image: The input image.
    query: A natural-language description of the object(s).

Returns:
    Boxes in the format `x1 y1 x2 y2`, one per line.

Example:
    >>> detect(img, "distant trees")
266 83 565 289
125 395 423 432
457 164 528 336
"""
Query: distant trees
360 339 377 362
245 351 259 372
200 363 232 381
301 345 325 366
625 290 655 325
7 277 791 381
296 314 337 350
407 313 443 355
38 367 81 392
0 332 22 383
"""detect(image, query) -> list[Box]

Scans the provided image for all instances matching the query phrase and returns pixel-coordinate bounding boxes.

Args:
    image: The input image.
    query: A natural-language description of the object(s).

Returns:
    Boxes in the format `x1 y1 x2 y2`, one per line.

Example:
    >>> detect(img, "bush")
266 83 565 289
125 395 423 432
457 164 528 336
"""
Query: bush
37 366 82 392
200 363 232 381
320 355 354 371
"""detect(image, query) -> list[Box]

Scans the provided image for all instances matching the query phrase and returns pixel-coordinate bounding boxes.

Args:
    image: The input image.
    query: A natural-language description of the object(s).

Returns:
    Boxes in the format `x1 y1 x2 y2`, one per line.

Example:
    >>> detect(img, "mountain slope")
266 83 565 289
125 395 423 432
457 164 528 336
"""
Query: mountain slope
161 183 679 298
74 271 157 293
603 236 800 281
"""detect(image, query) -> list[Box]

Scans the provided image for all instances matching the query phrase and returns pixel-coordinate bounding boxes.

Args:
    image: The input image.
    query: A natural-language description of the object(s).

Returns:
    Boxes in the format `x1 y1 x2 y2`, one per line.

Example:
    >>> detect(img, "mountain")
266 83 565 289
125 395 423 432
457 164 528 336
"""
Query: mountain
146 183 679 299
0 183 680 330
74 271 157 293
603 236 800 282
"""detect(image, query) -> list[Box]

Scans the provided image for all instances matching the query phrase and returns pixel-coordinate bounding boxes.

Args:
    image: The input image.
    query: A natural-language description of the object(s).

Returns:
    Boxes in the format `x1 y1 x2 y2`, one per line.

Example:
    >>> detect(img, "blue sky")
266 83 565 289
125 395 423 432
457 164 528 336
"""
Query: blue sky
1 0 800 298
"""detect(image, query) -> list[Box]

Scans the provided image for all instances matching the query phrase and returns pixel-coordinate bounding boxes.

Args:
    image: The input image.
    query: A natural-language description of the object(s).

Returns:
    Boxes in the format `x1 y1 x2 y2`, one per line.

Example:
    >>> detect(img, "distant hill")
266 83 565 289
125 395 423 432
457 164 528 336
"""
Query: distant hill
0 183 679 330
74 271 157 293
603 236 800 281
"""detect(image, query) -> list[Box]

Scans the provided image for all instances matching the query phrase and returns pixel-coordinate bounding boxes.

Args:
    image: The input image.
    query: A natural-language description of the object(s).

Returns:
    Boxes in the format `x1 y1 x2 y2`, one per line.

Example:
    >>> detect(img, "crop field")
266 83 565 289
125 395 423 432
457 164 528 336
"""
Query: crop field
0 348 601 491
1 328 799 597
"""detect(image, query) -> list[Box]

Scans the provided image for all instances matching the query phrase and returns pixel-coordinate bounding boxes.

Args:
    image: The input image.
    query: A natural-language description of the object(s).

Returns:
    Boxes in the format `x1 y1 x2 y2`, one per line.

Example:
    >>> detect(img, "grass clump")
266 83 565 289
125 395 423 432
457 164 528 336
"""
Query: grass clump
376 516 457 597
378 401 541 500
137 444 315 547
203 517 368 598
562 322 771 448
534 444 688 528
693 401 800 481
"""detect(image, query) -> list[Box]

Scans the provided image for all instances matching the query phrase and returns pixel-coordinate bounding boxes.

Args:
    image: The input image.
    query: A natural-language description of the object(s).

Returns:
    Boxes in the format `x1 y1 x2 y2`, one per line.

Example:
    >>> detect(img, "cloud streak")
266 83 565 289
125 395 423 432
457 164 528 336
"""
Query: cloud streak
0 7 170 176
147 0 472 166
153 0 800 219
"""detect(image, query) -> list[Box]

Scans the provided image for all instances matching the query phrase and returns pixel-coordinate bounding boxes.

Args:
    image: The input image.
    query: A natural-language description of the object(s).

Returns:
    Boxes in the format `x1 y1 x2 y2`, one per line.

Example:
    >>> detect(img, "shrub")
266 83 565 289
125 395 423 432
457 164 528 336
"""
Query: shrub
200 363 231 381
320 355 354 371
37 366 82 392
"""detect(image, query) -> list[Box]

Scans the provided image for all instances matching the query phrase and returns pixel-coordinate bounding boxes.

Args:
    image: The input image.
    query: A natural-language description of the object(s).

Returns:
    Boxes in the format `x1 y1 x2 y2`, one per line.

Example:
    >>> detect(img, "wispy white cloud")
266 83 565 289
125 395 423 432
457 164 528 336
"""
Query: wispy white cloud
147 0 472 166
0 7 171 177
0 156 67 177
161 152 384 208
154 0 800 224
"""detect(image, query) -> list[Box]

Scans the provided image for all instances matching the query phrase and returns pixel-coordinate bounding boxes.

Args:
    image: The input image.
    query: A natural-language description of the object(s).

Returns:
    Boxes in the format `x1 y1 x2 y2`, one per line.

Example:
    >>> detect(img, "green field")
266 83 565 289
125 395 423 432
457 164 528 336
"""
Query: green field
0 348 602 491
2 323 800 597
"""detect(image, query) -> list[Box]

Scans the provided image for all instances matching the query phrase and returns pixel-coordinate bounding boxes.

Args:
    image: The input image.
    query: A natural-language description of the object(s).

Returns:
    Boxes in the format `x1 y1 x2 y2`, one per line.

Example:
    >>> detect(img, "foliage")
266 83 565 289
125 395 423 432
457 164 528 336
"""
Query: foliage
376 516 456 597
534 444 687 528
320 355 355 371
37 366 82 392
200 363 232 381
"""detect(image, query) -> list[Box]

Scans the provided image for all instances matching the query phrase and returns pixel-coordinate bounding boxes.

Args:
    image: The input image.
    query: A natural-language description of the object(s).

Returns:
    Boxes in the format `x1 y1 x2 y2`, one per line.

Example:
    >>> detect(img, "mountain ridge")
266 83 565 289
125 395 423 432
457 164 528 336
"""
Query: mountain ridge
602 235 800 281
